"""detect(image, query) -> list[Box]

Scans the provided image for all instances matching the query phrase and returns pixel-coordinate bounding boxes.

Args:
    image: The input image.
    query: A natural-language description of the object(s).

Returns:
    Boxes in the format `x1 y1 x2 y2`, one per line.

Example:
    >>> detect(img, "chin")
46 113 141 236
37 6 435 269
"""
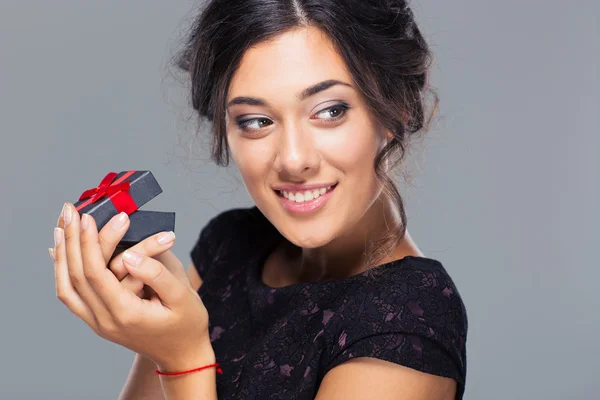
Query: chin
284 232 334 249
254 189 349 248
271 213 338 249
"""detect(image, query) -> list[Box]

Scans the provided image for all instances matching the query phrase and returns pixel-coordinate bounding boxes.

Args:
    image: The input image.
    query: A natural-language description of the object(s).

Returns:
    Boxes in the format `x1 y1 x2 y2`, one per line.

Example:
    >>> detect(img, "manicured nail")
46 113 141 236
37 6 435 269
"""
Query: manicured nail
157 231 175 245
122 250 142 266
110 212 128 230
48 248 56 262
81 214 90 230
54 227 63 248
62 203 72 225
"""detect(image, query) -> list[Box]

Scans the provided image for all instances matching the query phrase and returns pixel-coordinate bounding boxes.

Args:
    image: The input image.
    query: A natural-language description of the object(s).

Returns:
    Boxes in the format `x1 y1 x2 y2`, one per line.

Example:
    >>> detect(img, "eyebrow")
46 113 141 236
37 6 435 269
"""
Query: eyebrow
226 79 353 108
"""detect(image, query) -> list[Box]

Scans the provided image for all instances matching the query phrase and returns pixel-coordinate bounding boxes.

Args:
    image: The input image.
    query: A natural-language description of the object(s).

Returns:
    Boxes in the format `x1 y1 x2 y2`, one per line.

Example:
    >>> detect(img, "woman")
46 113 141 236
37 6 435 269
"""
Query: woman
50 0 468 399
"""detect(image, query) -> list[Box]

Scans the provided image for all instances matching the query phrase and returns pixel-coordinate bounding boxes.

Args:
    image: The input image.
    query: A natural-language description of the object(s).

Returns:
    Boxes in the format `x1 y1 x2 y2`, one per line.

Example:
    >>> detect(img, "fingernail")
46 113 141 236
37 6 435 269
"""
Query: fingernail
54 227 63 248
110 212 128 230
62 203 72 225
81 214 90 230
122 250 142 266
157 231 175 245
48 248 56 262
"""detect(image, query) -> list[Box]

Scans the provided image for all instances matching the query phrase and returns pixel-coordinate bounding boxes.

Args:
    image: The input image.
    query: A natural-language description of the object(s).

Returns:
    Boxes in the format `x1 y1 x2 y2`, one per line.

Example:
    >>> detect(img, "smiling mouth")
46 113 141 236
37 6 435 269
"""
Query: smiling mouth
274 183 338 203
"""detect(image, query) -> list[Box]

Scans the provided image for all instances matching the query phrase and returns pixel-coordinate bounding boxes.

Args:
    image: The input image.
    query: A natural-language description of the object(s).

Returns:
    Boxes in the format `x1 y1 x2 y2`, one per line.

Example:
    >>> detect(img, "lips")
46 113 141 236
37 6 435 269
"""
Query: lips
274 183 337 200
272 182 338 192
275 183 338 214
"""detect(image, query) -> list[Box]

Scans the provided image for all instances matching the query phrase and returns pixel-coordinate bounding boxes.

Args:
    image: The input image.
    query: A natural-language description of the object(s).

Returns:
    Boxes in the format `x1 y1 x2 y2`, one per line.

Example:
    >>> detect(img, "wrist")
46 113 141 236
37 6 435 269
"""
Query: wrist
155 343 216 373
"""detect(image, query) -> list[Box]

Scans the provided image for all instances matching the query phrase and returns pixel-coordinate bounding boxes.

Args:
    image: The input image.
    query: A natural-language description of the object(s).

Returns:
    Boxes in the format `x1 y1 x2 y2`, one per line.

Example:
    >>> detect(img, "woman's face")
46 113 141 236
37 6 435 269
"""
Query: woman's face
226 26 388 249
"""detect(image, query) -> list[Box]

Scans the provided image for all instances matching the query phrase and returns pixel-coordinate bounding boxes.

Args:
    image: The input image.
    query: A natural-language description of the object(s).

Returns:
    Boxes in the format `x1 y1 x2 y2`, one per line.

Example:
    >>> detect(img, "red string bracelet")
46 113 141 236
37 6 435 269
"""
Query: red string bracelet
155 363 223 376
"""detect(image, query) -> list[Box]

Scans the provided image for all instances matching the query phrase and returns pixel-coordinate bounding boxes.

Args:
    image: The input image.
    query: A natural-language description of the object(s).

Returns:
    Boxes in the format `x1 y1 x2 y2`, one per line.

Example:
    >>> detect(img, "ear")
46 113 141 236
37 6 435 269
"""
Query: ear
383 129 394 144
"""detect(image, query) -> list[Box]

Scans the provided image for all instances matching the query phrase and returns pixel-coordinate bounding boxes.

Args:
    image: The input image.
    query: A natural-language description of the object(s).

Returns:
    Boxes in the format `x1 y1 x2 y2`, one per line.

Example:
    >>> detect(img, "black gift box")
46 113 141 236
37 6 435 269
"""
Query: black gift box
72 170 175 248
74 170 162 227
117 210 176 249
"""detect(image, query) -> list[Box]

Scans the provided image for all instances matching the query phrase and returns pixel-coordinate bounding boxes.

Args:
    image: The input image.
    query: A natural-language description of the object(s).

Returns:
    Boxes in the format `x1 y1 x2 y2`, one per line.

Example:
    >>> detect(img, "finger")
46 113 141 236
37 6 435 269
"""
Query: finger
57 204 66 228
97 212 130 265
108 231 176 281
105 246 145 298
119 274 146 298
108 251 146 298
53 227 96 326
61 203 114 322
79 212 140 312
57 201 79 228
152 250 190 286
108 247 129 281
122 250 190 307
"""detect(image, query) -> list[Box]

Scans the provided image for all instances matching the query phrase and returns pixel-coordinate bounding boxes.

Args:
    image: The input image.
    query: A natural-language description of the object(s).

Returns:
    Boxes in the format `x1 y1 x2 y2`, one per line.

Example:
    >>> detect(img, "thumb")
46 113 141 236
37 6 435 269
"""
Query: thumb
122 250 188 306
152 250 191 288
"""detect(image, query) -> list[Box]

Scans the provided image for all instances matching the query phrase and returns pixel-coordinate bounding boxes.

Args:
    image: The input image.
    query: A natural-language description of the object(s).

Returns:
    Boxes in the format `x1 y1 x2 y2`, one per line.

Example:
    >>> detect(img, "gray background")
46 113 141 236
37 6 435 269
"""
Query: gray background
0 1 597 399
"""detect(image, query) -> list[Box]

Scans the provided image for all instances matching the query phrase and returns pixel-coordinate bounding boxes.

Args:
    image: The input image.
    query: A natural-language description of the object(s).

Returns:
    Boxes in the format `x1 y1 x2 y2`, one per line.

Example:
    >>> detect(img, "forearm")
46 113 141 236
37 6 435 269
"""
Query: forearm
118 353 164 400
157 347 219 400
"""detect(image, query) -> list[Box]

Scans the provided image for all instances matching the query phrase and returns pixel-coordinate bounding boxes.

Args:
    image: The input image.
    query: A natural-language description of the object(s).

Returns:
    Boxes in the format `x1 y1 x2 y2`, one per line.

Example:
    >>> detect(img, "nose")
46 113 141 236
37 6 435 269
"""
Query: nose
273 122 320 178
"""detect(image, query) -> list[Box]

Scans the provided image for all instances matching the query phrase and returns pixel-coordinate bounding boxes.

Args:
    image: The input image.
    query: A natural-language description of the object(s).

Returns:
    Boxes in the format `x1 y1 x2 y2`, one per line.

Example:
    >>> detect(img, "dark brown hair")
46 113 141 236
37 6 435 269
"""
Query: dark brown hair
174 0 438 272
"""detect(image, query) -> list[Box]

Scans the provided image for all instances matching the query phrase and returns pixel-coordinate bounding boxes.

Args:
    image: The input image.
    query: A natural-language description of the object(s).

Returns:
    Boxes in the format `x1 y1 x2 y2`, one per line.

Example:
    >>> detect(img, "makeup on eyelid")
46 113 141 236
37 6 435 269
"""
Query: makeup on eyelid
235 103 350 133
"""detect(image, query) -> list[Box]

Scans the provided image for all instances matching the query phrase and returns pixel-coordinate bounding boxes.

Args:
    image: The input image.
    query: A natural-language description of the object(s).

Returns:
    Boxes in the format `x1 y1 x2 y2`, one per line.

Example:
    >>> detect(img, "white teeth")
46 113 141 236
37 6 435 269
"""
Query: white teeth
280 184 335 203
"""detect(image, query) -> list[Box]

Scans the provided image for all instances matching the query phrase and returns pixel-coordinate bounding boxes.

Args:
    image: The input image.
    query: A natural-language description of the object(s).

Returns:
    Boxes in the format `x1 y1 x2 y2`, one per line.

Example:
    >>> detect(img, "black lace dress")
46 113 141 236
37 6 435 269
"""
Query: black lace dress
191 206 468 399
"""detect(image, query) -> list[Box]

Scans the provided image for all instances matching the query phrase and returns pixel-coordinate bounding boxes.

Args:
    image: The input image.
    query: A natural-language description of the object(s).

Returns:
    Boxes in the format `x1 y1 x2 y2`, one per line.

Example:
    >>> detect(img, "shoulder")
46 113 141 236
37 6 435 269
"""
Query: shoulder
385 256 468 340
322 256 468 397
337 256 467 342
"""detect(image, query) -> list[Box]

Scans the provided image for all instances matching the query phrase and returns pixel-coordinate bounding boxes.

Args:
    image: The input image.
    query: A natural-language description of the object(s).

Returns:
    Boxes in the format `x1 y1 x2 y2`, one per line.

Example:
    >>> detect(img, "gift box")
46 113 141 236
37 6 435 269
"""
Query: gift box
72 170 175 249
118 210 176 248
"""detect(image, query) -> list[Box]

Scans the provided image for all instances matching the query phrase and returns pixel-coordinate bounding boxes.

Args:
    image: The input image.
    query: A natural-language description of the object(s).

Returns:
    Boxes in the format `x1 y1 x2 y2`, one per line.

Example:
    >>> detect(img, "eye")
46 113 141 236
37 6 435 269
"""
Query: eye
314 103 350 123
237 117 273 132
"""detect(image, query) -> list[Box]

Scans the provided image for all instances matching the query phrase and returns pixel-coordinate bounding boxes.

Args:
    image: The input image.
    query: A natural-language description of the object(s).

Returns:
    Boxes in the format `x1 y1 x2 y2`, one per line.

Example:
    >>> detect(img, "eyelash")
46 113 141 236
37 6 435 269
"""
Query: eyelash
236 103 350 132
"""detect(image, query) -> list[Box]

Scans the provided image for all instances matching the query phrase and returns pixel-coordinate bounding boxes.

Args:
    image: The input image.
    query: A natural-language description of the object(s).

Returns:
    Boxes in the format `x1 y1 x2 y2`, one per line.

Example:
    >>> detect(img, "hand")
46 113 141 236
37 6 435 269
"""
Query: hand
109 249 194 306
109 249 193 300
56 206 185 300
51 203 213 371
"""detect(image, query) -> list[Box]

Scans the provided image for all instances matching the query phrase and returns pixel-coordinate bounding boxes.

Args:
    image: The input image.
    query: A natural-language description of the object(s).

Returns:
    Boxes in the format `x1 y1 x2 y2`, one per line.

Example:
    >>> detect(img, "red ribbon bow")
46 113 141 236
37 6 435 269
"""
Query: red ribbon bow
76 171 138 215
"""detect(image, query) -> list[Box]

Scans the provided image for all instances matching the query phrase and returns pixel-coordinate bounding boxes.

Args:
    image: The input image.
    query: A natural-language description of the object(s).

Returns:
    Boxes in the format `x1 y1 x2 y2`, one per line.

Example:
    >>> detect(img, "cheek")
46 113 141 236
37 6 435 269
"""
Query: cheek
319 121 380 181
228 136 275 194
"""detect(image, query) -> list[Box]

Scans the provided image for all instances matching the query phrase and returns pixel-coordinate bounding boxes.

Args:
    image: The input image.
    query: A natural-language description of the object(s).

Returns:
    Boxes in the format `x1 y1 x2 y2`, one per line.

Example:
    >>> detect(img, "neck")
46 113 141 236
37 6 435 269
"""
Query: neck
284 194 422 283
